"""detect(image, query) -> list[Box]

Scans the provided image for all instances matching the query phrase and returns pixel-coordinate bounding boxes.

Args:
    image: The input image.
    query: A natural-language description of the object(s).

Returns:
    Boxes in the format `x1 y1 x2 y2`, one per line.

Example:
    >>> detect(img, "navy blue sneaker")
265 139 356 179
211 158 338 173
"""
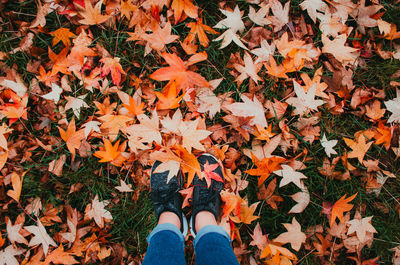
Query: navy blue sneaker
150 161 188 235
190 153 225 236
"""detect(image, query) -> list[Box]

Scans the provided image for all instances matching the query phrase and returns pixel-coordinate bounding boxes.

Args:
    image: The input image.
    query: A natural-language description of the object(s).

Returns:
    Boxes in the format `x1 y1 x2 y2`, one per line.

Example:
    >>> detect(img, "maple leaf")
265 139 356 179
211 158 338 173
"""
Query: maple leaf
6 218 27 245
257 178 283 210
115 179 133 192
82 121 101 138
44 244 79 265
120 0 137 20
322 34 359 64
25 220 57 256
233 52 262 84
251 40 276 64
99 114 133 142
195 80 222 118
350 0 382 33
142 22 179 53
248 5 270 26
213 29 248 50
269 0 290 32
94 139 121 163
1 79 27 98
64 95 89 119
385 89 400 123
124 109 162 146
186 18 218 47
58 117 85 159
289 186 310 214
347 216 377 243
374 122 391 150
121 95 145 118
320 134 338 158
149 52 209 91
260 242 297 263
0 123 12 150
51 28 76 46
273 165 307 189
41 83 63 104
264 55 289 79
201 160 224 188
220 190 243 218
100 57 126 86
0 92 28 125
0 245 24 265
214 6 245 33
226 94 268 128
78 0 111 25
178 118 211 152
230 201 259 224
84 195 113 228
7 172 24 203
365 100 385 121
344 134 373 163
300 0 327 23
330 193 357 226
155 82 183 110
250 223 267 250
245 156 286 187
286 81 324 115
171 0 198 23
273 217 306 251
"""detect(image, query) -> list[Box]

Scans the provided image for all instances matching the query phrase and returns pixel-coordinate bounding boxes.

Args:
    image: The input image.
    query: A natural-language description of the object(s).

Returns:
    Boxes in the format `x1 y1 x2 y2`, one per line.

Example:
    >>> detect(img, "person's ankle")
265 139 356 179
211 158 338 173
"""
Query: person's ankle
195 211 217 232
158 211 181 230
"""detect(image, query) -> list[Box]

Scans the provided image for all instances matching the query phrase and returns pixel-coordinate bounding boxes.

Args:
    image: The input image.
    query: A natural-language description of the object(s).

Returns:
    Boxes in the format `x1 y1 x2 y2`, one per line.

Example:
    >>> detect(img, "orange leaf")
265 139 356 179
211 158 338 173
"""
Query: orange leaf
44 244 78 265
51 27 76 46
230 200 259 224
245 155 286 186
155 82 183 110
185 18 218 47
78 0 111 25
149 52 209 92
100 57 126 86
171 0 198 24
94 139 121 163
330 193 357 226
173 145 201 187
58 117 85 160
7 172 24 203
344 135 373 163
0 91 28 125
221 190 243 218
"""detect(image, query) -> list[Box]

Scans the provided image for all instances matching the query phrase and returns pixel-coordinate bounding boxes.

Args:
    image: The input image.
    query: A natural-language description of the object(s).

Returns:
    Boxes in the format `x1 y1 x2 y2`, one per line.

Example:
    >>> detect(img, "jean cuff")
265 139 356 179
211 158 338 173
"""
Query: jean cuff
193 225 231 248
147 223 185 247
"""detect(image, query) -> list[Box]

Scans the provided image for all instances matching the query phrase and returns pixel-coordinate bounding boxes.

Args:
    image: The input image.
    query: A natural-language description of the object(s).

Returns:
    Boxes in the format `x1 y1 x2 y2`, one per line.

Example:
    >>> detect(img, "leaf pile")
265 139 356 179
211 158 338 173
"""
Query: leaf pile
0 0 400 264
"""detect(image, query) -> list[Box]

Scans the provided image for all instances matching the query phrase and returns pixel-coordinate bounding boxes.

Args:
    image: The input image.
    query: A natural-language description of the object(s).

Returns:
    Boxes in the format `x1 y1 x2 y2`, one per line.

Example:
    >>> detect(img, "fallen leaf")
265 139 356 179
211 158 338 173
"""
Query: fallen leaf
330 193 357 226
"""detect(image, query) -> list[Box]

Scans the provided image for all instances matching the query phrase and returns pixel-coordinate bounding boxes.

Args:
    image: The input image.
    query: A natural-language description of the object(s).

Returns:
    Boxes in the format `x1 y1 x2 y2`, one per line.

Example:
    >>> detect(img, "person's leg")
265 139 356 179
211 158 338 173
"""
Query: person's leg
190 154 239 265
142 161 188 265
142 221 186 265
193 212 239 265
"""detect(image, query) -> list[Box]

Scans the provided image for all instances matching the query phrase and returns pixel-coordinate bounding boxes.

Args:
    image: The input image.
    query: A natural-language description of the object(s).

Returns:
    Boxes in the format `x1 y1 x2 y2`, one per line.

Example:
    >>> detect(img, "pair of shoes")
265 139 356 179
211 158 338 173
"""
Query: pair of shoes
150 153 224 237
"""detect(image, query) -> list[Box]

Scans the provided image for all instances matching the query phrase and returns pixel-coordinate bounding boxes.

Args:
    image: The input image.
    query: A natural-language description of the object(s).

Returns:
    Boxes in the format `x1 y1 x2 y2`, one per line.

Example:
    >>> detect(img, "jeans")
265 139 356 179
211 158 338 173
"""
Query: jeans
142 223 239 265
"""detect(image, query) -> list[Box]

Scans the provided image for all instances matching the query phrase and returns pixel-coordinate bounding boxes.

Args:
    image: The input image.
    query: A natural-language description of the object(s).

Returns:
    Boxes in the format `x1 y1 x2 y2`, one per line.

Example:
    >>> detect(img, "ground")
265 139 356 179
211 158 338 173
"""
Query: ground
0 0 400 264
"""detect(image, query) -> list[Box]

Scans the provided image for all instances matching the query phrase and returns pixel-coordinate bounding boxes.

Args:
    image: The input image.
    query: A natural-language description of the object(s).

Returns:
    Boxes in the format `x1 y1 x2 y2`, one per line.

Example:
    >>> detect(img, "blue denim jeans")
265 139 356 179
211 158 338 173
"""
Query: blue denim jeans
142 223 239 265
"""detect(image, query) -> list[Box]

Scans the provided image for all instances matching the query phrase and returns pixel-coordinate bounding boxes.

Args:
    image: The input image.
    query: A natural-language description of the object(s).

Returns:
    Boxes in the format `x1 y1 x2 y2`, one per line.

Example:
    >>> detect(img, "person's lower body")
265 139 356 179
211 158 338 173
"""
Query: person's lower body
142 223 239 265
